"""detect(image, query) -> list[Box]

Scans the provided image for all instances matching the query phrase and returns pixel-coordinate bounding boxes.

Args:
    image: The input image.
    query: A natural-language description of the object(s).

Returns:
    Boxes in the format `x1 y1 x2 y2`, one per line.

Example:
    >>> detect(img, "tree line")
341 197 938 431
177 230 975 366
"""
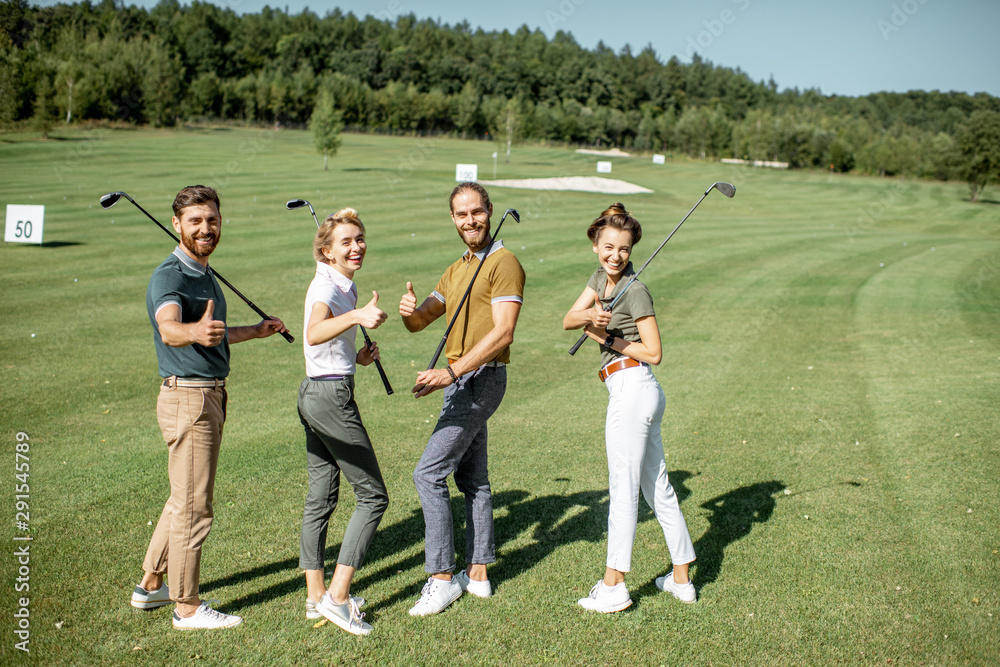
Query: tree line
3 0 999 198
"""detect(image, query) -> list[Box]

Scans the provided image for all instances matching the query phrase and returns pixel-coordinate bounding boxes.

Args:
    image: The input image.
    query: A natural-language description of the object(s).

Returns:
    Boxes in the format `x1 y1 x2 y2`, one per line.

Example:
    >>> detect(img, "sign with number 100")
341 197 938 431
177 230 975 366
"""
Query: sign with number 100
5 205 45 245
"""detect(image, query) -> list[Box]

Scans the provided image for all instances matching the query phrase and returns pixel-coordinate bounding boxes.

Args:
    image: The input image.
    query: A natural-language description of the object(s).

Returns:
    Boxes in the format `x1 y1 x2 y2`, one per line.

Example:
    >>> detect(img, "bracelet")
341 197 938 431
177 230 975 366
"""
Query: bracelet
445 365 457 382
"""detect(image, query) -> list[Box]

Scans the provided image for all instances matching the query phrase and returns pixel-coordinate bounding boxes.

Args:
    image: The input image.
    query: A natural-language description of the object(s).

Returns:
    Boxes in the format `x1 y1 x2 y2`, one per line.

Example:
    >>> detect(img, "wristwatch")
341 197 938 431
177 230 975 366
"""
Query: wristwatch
603 334 616 348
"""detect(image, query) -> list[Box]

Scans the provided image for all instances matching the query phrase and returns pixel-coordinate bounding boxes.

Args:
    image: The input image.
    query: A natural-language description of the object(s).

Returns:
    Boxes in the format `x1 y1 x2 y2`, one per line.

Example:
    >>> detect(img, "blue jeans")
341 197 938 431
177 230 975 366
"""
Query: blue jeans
413 365 507 574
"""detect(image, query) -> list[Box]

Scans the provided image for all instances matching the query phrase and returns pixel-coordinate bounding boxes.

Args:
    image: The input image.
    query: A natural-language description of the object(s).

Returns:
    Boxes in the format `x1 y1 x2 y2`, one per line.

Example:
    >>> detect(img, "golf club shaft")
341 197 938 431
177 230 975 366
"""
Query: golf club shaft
426 215 512 372
119 195 294 343
297 200 393 395
568 187 715 355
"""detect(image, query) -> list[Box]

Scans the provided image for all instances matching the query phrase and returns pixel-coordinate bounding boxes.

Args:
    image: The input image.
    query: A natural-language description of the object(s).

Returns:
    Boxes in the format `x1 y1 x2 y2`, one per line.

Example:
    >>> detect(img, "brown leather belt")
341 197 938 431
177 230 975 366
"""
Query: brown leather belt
598 358 644 382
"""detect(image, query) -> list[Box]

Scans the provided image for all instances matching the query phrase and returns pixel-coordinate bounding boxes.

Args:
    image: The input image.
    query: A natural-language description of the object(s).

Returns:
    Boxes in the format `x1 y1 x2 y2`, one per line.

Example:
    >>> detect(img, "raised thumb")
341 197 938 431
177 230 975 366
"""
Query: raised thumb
369 290 379 307
203 299 215 320
406 281 415 296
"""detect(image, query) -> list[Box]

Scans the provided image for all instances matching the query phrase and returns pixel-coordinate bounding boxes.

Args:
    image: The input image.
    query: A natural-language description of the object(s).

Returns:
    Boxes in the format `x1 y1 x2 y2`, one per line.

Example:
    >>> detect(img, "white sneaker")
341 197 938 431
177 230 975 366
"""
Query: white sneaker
577 581 632 613
456 570 492 598
172 602 243 630
307 595 366 619
131 584 171 610
316 593 372 636
408 576 463 616
655 571 697 603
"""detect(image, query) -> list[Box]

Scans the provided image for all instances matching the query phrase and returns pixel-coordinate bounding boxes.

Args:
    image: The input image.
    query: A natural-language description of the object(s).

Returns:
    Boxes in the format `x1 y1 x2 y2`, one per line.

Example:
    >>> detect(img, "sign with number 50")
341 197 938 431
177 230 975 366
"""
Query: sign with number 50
5 205 45 245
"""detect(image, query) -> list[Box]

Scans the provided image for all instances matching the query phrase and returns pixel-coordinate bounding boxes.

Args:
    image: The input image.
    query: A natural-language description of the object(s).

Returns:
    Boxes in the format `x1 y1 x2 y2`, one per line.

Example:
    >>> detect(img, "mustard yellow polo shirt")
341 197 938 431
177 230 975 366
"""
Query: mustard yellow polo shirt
431 241 525 363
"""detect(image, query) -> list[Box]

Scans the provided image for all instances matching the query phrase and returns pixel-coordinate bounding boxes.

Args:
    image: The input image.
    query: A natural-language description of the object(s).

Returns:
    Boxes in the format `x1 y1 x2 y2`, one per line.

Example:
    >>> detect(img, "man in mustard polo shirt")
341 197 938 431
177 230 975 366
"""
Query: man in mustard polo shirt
399 182 525 616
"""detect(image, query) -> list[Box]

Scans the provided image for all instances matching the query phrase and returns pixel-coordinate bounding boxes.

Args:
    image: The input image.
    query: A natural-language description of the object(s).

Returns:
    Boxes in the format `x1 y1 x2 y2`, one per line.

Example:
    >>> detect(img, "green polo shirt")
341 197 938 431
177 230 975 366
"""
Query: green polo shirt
587 263 655 368
146 247 230 379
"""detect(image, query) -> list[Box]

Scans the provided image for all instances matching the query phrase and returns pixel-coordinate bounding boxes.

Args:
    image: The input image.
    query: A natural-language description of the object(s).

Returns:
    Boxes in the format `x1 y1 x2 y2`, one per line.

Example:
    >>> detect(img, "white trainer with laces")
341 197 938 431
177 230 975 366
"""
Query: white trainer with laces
172 602 243 630
456 570 492 598
577 581 632 613
655 571 697 603
307 595 366 620
408 576 463 616
131 584 171 610
316 593 372 636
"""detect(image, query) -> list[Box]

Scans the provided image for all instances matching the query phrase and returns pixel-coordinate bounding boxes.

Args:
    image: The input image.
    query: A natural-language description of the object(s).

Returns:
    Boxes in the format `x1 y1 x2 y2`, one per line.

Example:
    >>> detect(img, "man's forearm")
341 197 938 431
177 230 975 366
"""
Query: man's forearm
228 325 258 343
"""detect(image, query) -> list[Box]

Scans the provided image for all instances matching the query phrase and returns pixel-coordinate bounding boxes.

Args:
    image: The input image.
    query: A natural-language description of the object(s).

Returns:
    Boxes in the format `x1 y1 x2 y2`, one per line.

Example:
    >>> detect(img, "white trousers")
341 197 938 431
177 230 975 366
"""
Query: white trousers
604 364 696 573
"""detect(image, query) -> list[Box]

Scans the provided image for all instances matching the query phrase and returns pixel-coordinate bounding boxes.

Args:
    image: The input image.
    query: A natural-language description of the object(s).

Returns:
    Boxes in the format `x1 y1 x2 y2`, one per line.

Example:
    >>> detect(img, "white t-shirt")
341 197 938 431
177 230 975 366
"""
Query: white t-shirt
303 262 357 377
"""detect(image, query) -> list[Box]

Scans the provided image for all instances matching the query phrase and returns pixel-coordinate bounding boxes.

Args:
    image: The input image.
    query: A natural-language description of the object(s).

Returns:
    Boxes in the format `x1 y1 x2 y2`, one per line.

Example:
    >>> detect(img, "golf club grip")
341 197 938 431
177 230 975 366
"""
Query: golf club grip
373 359 393 395
360 327 393 395
568 332 588 355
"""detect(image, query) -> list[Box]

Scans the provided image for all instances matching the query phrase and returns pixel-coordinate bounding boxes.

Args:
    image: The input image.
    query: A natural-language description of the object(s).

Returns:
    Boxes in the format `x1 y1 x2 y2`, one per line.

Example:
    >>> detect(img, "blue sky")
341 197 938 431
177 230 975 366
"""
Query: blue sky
34 0 1000 97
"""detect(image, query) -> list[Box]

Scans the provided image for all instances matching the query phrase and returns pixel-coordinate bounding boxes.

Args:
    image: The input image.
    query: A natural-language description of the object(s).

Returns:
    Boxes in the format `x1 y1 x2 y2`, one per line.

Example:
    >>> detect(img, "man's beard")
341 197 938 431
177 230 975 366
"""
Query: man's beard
457 222 491 252
181 228 219 258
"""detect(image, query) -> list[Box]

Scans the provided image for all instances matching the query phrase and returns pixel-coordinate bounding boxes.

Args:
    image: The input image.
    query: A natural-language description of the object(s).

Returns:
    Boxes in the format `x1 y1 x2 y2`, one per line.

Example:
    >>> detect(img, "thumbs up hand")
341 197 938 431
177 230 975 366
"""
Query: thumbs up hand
399 281 418 317
356 291 387 329
194 299 226 347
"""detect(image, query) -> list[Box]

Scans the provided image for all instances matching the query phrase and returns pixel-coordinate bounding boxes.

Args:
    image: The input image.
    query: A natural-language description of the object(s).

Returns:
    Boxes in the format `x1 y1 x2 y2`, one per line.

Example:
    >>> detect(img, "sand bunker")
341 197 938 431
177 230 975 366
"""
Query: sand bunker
479 176 653 195
575 148 632 157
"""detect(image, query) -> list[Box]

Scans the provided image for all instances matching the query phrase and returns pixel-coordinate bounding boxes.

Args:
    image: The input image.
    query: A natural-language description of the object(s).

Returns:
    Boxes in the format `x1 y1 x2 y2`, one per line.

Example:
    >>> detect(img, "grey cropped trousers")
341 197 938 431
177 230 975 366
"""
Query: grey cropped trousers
297 376 388 571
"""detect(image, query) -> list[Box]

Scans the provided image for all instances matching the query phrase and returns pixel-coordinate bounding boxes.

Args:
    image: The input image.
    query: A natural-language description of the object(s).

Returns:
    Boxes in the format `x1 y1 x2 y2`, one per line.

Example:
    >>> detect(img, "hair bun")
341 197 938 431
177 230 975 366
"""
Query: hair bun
334 207 359 219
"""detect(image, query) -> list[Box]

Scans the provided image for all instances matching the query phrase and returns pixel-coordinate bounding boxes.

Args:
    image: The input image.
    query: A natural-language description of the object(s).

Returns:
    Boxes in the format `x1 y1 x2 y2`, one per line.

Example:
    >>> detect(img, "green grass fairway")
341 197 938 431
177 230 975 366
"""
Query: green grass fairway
2 127 998 665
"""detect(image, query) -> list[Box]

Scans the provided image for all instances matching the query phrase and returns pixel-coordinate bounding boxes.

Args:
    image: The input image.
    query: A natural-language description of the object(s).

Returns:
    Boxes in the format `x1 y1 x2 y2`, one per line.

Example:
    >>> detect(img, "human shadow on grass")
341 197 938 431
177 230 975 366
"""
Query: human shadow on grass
204 486 656 617
688 478 786 590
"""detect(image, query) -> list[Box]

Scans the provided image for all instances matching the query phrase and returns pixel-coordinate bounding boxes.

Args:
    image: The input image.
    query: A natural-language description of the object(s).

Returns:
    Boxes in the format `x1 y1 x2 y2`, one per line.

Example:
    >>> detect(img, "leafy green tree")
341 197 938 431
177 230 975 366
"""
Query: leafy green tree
30 75 55 138
956 110 1000 201
310 88 342 171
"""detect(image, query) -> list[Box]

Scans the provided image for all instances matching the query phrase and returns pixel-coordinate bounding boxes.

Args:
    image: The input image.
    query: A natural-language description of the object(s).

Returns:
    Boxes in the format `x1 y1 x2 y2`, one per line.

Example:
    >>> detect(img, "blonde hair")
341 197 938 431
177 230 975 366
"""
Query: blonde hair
313 207 366 263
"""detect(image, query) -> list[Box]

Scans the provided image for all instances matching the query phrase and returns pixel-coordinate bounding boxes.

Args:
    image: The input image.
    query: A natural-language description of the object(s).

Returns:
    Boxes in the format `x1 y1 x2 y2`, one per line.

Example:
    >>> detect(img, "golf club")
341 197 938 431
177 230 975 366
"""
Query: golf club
424 208 520 376
286 198 393 395
99 191 294 343
568 181 736 355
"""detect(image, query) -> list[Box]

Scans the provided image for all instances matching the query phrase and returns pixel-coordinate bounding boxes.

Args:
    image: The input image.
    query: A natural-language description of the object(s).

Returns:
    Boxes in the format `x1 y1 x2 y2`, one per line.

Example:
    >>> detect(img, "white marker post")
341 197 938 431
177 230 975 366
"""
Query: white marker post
652 154 666 165
5 205 45 245
455 164 478 182
596 161 612 174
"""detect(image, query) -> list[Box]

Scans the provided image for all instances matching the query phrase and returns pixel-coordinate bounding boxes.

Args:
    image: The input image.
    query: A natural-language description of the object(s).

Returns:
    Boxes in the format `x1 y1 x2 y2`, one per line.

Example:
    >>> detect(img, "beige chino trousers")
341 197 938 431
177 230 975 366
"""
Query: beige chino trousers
142 383 226 606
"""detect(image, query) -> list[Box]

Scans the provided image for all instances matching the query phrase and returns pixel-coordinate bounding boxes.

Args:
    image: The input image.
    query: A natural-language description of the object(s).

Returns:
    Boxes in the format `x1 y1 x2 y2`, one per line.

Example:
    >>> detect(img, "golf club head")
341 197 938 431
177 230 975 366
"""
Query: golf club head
286 199 309 210
99 191 126 209
501 208 520 223
710 182 736 198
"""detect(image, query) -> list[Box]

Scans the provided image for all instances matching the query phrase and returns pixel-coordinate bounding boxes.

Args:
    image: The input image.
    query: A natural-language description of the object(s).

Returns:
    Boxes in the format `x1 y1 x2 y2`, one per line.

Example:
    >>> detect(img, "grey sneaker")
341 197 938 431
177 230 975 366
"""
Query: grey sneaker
307 595 366 619
316 593 372 636
577 581 632 613
456 570 492 598
655 571 697 603
131 584 171 610
172 602 243 630
408 577 463 616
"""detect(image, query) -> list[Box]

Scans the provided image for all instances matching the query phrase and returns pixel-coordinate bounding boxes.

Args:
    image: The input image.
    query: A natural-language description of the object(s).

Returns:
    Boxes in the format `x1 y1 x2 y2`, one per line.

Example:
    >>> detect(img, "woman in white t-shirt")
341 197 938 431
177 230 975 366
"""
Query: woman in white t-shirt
297 208 389 635
563 203 697 613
